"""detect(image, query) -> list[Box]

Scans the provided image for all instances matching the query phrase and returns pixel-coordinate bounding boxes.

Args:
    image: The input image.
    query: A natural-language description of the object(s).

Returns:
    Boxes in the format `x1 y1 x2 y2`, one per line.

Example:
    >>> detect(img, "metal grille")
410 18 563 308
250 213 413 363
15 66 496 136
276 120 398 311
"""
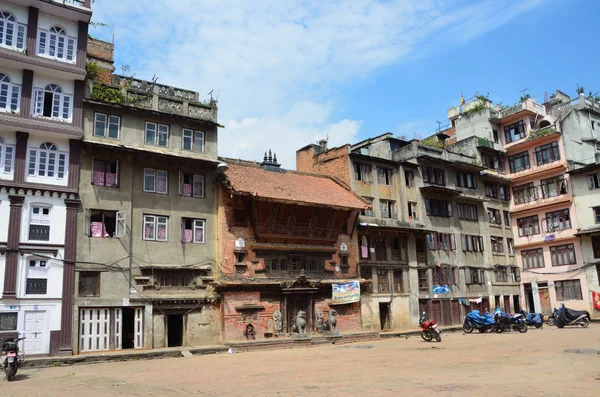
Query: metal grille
79 272 100 297
26 278 48 294
0 313 18 331
28 225 50 241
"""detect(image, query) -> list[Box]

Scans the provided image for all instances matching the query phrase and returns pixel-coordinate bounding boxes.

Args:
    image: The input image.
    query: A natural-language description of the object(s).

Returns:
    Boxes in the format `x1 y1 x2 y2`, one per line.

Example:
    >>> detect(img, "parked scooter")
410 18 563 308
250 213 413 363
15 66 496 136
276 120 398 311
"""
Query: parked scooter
522 311 543 329
554 304 590 328
463 310 496 333
0 336 25 381
419 311 441 342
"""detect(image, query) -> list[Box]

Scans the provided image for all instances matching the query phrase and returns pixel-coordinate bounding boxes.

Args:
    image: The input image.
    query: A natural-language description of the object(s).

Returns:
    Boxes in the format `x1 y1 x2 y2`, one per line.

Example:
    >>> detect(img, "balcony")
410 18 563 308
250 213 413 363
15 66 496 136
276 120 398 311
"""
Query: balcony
86 76 219 125
17 0 91 21
553 94 600 115
512 179 569 206
528 126 558 142
491 99 546 120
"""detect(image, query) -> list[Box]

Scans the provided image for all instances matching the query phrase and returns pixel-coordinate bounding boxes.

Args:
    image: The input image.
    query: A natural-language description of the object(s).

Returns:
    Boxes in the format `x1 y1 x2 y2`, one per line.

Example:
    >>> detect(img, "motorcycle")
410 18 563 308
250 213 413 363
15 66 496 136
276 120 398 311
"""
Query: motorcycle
522 311 543 329
554 304 591 328
546 308 558 326
419 311 441 342
0 336 25 381
494 310 527 333
463 310 496 333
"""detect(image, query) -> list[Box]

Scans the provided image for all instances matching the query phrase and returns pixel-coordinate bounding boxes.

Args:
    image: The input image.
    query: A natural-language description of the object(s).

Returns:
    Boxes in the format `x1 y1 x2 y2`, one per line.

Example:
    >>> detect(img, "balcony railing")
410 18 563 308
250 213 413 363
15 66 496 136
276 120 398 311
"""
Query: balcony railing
52 0 91 8
513 180 568 205
497 100 546 119
528 126 557 142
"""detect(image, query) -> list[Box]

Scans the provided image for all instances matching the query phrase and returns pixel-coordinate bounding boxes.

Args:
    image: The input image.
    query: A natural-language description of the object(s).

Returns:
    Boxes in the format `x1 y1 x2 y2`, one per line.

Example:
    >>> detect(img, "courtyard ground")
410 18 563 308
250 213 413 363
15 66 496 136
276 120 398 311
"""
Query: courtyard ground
4 326 600 397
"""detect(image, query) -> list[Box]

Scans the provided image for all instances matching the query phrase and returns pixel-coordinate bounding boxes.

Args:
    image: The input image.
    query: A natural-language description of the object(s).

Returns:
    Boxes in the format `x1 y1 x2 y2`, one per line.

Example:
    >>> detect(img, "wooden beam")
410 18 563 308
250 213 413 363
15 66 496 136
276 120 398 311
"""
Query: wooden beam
248 199 260 242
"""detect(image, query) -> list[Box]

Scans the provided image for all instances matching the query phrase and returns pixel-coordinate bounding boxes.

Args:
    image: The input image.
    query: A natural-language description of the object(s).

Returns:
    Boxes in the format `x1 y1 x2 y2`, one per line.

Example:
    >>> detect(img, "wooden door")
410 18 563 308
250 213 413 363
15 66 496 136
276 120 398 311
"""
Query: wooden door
504 296 511 314
450 300 462 324
430 300 442 325
538 288 551 314
441 300 452 326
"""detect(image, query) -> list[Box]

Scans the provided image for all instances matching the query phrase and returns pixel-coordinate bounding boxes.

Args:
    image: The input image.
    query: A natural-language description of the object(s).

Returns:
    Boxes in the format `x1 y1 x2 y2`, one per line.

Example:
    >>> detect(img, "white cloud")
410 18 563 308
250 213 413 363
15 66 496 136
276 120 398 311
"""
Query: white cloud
89 0 543 167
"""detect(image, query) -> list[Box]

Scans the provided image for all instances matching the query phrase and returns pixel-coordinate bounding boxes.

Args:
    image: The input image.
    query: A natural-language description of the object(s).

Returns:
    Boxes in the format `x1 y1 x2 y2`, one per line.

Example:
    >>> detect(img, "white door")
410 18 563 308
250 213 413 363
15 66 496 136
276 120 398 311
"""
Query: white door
134 308 143 349
113 308 122 350
79 309 110 352
23 311 46 355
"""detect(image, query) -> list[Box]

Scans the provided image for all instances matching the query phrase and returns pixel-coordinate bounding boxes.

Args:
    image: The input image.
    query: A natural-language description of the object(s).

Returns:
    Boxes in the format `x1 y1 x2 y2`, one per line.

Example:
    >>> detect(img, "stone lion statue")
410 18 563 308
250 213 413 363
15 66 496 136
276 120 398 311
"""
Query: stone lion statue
291 310 307 336
324 309 338 334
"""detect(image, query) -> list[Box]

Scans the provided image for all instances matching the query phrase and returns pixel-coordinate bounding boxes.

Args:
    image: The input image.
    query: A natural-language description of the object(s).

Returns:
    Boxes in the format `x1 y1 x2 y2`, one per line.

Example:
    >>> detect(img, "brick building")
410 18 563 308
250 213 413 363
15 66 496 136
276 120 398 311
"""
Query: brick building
215 154 368 341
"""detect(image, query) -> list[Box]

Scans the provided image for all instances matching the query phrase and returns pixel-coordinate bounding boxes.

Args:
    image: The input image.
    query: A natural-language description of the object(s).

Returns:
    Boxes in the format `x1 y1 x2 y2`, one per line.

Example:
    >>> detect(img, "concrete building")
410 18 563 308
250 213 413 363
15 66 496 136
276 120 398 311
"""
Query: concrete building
297 134 520 329
0 0 91 356
73 40 222 353
440 91 599 316
215 154 369 342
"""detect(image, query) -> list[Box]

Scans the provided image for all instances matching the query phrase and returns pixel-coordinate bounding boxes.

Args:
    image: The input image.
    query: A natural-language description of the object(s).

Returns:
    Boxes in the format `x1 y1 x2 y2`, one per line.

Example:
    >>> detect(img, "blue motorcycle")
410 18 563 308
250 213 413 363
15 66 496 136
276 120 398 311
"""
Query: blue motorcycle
463 310 496 333
522 311 543 329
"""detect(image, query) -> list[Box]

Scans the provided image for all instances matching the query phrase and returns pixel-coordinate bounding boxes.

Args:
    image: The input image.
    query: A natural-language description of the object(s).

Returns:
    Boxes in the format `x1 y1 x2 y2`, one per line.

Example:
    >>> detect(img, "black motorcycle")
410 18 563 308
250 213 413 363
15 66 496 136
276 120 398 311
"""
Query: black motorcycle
494 312 527 333
0 336 25 381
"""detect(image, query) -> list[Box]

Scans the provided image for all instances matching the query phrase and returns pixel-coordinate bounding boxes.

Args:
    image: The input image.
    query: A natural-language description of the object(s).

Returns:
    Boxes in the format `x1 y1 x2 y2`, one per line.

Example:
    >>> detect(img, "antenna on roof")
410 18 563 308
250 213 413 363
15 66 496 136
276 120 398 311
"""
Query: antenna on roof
436 121 443 132
520 88 528 96
208 89 214 100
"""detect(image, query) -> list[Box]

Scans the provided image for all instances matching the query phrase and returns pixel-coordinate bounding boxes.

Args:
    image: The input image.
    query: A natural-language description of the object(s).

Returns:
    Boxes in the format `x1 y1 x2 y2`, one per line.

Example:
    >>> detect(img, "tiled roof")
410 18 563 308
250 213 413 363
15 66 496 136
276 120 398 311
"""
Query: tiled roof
222 159 369 210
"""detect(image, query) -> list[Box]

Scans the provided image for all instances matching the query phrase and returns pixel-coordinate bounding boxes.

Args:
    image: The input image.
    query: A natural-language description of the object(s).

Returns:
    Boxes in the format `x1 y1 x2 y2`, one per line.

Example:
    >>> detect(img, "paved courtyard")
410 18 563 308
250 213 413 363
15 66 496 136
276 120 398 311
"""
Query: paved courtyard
5 326 600 397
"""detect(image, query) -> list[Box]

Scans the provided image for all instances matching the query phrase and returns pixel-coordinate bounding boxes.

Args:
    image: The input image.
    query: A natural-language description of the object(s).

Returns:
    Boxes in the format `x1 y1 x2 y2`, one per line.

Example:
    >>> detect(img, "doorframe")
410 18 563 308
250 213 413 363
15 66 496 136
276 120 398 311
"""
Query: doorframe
22 309 49 355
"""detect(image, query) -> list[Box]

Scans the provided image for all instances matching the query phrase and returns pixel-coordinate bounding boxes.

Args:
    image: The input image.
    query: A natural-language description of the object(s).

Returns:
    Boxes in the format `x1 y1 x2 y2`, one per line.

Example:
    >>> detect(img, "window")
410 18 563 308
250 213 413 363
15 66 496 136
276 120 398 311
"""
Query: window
535 141 560 165
504 120 526 143
555 279 583 301
513 183 536 204
503 211 511 227
593 237 600 259
182 129 204 152
143 215 168 242
0 312 18 331
588 172 600 190
465 267 485 285
0 73 20 112
422 166 446 185
178 172 204 198
492 129 499 143
522 248 544 269
499 185 510 201
487 208 501 225
94 113 120 139
28 142 67 180
433 267 458 286
380 200 396 219
362 197 374 216
92 159 118 187
508 151 530 173
418 269 429 292
377 167 393 185
405 170 414 188
491 236 504 254
427 232 456 251
495 267 508 282
517 215 540 237
485 184 498 198
353 163 372 183
461 235 484 252
78 272 100 297
482 154 505 172
408 202 418 220
507 238 514 255
143 168 168 194
425 199 452 217
457 203 478 221
26 258 48 295
393 269 404 293
29 205 50 241
550 244 576 266
0 136 14 173
511 267 521 282
145 122 169 147
33 84 72 120
595 207 600 224
545 209 571 232
87 210 124 238
540 176 567 198
37 26 76 62
456 172 477 189
181 218 205 243
377 268 389 293
0 12 26 50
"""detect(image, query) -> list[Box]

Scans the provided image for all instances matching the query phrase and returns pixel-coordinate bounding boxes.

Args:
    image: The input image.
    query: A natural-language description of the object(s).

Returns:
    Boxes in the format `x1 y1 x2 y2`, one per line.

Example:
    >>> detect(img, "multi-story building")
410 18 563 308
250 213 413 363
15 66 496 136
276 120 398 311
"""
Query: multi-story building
441 91 596 315
215 154 368 341
297 134 520 329
0 0 90 356
73 39 222 353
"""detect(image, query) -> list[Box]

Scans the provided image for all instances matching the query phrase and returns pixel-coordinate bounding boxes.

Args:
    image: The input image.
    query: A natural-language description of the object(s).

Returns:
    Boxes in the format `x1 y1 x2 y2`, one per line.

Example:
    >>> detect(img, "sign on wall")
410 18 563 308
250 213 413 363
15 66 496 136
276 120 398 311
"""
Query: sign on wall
331 281 360 304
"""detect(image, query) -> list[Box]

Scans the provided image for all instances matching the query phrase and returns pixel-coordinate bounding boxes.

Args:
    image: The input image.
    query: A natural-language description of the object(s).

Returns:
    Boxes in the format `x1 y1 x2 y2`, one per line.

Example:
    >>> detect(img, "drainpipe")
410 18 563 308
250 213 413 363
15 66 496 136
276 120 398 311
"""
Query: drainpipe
128 153 134 293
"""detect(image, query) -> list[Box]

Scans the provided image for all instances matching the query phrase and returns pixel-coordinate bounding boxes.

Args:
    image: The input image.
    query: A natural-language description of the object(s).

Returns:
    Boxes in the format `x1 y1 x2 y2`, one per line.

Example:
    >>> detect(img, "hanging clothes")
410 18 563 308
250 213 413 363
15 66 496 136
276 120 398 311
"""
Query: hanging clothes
592 291 600 310
360 236 369 258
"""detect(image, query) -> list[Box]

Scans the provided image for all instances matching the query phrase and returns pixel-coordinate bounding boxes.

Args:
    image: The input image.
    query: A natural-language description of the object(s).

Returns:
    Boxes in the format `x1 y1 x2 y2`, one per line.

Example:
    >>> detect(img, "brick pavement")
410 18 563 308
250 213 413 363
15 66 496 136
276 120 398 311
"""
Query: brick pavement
4 326 600 397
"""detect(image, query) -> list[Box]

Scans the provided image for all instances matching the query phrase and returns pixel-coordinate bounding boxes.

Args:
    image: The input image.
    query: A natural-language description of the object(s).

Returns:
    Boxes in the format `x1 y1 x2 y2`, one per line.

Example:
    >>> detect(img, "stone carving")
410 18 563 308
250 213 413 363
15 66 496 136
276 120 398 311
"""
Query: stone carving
291 310 307 337
188 103 218 122
315 309 324 332
158 98 183 114
281 270 320 289
323 309 339 336
273 310 282 334
267 319 274 333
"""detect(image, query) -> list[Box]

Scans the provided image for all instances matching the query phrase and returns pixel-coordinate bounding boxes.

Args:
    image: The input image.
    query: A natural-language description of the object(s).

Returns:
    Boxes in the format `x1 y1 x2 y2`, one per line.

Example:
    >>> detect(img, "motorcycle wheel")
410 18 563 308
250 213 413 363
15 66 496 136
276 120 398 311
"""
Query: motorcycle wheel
534 323 542 329
547 318 555 326
518 323 528 333
578 318 590 328
420 331 428 341
478 327 486 333
6 364 16 382
423 330 433 342
462 322 473 334
494 325 503 333
435 331 442 342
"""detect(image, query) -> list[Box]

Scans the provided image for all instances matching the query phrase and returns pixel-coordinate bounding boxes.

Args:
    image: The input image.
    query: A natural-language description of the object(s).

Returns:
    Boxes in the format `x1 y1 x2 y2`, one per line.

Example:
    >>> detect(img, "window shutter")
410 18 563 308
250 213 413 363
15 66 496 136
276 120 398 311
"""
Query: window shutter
479 236 484 252
442 268 448 285
52 93 61 118
115 160 120 187
515 268 521 282
425 199 431 215
589 175 596 190
427 234 434 249
461 235 466 251
478 269 485 284
453 267 459 285
447 202 453 217
178 170 183 195
33 89 44 115
465 267 471 284
116 211 126 238
66 37 75 61
450 234 456 250
83 209 90 236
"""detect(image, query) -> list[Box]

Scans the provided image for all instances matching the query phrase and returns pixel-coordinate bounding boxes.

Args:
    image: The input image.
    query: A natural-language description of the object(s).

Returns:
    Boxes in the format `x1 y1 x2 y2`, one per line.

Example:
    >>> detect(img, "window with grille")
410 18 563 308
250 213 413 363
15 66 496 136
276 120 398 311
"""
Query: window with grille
433 266 458 286
508 151 530 173
267 256 322 273
422 166 446 185
540 176 567 198
545 209 571 232
550 244 576 266
513 182 535 204
26 258 48 294
555 279 583 301
37 26 77 62
457 203 478 221
0 312 18 331
29 205 51 241
517 215 540 237
27 142 68 180
425 199 452 217
377 268 389 293
393 269 404 292
78 272 100 297
522 248 544 269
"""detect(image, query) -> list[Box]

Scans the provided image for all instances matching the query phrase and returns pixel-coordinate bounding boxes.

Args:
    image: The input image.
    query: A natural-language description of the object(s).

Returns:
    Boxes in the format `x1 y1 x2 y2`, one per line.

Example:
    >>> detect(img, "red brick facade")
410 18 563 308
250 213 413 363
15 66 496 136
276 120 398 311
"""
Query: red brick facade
296 145 352 187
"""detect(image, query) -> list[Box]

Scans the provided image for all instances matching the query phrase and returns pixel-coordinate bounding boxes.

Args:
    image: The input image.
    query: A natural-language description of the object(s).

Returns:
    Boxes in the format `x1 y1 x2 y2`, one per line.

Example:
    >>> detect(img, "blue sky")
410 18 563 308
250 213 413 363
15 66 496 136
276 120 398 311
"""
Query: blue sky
90 0 599 168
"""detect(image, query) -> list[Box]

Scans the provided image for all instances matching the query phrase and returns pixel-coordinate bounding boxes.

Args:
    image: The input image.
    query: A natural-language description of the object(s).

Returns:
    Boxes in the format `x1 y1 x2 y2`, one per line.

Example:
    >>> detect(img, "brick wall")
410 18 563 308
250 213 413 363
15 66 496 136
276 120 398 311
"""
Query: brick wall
296 145 352 187
315 300 362 333
222 291 281 341
87 37 114 63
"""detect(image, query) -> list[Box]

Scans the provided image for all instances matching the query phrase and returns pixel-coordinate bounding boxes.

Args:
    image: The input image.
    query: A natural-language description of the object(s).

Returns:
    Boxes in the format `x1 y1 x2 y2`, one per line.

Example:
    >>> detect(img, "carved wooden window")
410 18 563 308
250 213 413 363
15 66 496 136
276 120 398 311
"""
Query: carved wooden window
375 237 387 261
418 269 428 292
377 268 389 293
393 269 404 293
267 256 322 273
